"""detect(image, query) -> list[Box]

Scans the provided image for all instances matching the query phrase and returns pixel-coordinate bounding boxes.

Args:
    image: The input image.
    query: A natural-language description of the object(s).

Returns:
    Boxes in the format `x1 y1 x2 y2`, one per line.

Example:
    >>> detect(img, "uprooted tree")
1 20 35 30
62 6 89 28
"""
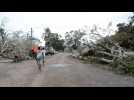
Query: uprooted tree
69 23 134 74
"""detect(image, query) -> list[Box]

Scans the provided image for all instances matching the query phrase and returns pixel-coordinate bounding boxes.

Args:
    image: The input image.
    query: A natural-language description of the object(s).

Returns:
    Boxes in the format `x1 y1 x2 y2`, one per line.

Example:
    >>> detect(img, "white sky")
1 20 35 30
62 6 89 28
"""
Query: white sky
0 12 132 41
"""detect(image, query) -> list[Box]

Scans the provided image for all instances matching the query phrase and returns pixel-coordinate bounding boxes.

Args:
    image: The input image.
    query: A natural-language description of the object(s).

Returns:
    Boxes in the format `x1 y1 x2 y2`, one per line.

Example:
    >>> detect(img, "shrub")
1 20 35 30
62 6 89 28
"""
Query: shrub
127 63 134 74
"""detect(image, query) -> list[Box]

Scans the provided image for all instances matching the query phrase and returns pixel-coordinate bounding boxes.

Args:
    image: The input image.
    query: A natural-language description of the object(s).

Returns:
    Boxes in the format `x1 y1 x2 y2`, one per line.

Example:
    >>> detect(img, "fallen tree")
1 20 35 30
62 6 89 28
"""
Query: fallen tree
73 24 129 68
0 24 32 61
67 23 134 75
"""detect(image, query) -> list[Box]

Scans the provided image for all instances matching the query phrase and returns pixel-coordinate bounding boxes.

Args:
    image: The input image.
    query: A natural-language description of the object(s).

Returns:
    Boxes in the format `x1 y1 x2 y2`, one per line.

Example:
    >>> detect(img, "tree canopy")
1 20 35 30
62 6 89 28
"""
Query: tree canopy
112 13 134 50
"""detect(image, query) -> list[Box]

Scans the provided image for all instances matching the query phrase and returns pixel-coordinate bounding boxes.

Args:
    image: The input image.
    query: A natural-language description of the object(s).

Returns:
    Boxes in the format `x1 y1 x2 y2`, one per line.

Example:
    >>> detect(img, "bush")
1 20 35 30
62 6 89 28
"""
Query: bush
113 56 134 75
127 63 134 74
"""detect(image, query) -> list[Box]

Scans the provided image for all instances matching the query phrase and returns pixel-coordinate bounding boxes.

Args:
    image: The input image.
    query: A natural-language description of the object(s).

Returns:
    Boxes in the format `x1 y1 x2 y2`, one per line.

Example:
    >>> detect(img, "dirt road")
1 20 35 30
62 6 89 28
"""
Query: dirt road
0 53 134 87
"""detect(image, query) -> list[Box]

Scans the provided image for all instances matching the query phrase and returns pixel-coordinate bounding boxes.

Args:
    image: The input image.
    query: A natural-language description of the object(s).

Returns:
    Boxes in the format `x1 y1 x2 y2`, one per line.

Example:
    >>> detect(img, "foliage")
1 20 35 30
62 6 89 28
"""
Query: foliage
43 28 65 51
112 13 134 50
65 29 86 50
48 33 65 51
127 63 134 74
0 20 33 60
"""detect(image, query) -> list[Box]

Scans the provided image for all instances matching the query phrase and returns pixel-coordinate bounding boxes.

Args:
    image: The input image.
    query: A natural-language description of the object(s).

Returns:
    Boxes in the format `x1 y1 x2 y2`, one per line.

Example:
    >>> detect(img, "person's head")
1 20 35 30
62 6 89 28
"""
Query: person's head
42 47 45 50
38 46 41 50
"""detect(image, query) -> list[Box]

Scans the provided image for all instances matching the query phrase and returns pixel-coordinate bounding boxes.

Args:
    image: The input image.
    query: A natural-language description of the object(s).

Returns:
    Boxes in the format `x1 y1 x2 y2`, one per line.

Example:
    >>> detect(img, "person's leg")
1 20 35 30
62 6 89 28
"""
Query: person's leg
42 54 45 66
34 53 38 67
37 60 41 71
39 61 41 71
36 54 40 71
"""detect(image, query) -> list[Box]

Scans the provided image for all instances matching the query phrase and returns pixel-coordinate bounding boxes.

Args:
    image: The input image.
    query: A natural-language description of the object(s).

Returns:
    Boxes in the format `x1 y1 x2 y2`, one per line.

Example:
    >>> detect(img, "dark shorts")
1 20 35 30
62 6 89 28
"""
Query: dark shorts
32 52 37 59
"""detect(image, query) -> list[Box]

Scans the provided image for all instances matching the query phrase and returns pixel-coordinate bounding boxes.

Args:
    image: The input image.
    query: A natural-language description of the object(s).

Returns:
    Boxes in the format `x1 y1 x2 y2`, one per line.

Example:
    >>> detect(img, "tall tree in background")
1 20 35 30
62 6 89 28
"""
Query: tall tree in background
65 29 86 50
112 13 134 50
43 27 65 51
43 27 51 48
49 33 64 51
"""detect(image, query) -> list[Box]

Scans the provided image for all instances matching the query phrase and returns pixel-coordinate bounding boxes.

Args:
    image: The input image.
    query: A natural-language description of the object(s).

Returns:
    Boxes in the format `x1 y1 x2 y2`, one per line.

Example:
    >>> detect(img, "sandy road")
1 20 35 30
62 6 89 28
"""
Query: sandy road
0 53 134 87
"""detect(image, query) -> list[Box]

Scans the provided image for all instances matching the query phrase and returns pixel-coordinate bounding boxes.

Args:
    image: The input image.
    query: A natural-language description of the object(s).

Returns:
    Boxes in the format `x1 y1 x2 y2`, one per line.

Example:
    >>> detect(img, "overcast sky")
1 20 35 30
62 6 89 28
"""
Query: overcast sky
0 12 132 40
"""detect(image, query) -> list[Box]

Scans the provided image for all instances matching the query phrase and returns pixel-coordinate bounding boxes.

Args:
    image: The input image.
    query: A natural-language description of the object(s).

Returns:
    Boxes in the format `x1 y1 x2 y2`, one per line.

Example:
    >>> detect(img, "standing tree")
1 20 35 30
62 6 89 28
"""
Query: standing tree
112 13 134 50
42 27 65 51
65 29 86 50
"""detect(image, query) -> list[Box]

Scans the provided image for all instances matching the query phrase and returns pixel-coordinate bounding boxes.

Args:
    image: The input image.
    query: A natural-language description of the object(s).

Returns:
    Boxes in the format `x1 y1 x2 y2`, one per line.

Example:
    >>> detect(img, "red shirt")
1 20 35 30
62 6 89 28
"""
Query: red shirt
32 47 38 53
